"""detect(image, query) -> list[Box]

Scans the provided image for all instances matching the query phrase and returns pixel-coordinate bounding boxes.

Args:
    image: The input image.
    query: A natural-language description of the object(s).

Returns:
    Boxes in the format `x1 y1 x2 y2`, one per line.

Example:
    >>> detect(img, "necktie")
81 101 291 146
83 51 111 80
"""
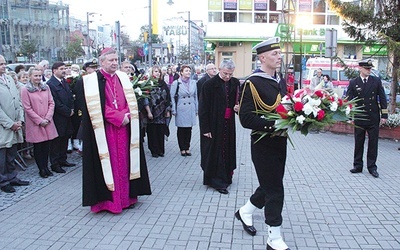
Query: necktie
363 78 367 84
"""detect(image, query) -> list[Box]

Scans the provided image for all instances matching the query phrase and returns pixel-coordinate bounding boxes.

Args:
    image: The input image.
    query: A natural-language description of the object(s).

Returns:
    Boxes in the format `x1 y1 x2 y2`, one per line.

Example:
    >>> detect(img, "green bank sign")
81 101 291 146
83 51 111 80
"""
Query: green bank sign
275 24 388 56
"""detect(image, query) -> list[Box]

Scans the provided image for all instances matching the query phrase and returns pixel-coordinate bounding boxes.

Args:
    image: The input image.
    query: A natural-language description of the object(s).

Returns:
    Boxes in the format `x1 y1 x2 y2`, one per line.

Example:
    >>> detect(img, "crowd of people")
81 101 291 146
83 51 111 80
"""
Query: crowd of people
1 37 391 249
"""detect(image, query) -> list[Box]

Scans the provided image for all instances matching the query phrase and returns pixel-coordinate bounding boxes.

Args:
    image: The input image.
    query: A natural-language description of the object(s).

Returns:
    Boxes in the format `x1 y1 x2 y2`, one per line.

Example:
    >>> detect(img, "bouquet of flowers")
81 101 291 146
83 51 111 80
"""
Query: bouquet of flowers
65 75 79 90
256 88 365 139
131 74 158 100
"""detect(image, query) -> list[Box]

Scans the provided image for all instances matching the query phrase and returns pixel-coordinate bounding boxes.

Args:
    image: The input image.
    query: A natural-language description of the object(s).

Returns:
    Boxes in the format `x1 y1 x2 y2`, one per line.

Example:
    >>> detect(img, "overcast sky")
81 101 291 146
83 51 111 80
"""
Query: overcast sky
61 0 208 39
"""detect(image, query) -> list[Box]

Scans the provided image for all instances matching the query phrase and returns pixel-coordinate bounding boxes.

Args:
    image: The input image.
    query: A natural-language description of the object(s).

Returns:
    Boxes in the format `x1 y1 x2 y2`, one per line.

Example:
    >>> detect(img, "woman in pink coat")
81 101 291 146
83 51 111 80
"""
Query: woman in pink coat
21 67 58 178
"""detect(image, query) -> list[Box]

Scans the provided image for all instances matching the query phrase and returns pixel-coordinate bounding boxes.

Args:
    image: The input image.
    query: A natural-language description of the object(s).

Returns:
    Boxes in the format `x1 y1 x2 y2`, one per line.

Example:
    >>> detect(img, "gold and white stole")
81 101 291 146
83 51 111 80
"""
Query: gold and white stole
83 71 141 191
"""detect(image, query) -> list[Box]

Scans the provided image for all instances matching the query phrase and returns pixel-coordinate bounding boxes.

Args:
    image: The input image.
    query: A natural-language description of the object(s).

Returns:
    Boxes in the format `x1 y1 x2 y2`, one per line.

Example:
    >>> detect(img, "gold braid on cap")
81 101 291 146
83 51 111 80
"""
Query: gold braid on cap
248 80 281 112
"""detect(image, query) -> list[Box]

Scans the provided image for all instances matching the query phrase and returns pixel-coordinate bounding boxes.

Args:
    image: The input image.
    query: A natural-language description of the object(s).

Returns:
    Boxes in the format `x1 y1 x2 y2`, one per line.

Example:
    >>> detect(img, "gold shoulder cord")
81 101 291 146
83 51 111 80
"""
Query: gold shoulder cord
248 80 281 112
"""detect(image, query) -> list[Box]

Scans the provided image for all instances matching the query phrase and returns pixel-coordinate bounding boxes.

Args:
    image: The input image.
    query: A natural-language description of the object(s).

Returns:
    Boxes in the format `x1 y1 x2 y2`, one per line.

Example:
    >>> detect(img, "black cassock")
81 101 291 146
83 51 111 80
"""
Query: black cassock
198 75 239 189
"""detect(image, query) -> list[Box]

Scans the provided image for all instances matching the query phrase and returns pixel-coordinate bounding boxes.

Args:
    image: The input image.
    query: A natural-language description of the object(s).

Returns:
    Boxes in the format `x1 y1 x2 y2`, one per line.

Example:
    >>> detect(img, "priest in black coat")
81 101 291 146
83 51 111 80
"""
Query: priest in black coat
198 60 240 195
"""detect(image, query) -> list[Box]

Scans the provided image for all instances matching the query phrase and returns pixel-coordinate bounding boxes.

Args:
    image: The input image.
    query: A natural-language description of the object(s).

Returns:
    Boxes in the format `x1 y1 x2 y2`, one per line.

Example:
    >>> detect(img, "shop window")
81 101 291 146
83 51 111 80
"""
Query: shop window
313 0 326 13
255 13 268 23
269 14 279 23
269 0 277 11
327 15 340 25
208 12 222 22
313 15 325 24
239 13 252 23
224 12 237 22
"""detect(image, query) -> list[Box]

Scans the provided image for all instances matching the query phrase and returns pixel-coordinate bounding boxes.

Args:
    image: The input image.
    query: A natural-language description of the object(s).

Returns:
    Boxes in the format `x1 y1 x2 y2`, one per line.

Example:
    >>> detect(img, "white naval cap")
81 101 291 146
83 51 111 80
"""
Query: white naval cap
252 37 281 55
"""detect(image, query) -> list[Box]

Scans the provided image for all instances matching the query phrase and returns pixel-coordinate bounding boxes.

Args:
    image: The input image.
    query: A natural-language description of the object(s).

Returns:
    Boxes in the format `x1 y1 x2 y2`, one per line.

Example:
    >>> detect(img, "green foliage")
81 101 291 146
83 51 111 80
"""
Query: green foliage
19 39 38 61
138 25 162 44
178 45 190 63
66 35 85 61
327 0 400 113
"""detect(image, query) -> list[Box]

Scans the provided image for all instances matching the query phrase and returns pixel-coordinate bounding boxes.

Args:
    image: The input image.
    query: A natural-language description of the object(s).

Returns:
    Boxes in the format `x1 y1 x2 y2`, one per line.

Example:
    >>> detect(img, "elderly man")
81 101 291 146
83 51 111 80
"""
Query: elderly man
0 55 29 193
76 48 151 214
198 60 239 195
196 63 217 101
310 68 323 90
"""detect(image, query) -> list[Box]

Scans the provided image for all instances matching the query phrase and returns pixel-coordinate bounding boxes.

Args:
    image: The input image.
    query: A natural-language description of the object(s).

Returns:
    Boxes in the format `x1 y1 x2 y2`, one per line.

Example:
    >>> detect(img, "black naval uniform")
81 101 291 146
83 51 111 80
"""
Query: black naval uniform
346 75 388 172
238 70 287 227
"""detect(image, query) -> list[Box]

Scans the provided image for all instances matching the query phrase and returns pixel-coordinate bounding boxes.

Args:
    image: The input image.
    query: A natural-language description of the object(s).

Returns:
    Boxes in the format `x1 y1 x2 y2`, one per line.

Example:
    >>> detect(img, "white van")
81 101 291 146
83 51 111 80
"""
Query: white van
302 57 360 96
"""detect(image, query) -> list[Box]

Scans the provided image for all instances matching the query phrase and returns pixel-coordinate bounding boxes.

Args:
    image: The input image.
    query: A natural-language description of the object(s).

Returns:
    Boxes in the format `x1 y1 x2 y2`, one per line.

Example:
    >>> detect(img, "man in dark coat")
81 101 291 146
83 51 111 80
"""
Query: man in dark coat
198 60 239 195
347 60 388 178
75 48 151 213
196 63 217 101
47 62 76 173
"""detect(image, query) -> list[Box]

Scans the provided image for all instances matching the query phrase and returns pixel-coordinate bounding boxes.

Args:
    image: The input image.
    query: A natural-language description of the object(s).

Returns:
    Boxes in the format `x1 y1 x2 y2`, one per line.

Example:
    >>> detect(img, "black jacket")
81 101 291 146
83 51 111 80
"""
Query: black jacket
346 75 388 126
47 75 74 137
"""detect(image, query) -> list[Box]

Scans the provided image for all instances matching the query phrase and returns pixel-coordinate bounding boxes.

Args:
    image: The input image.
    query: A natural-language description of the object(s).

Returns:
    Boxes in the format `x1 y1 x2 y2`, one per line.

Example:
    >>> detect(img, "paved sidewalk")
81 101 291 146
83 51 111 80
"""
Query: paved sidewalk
0 122 399 250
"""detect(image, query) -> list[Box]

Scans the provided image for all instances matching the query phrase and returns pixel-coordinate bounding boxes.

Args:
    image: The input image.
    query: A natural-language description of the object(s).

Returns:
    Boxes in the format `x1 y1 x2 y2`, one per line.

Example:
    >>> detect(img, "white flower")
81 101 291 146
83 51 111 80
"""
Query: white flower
296 115 306 124
303 103 314 116
345 106 351 115
134 87 143 96
330 102 338 111
281 95 292 104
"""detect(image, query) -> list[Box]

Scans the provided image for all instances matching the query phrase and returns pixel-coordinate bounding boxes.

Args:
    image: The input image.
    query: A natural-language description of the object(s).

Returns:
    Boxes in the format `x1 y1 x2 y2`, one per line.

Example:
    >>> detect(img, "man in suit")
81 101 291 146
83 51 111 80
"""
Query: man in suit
347 60 388 178
196 63 217 101
47 62 76 174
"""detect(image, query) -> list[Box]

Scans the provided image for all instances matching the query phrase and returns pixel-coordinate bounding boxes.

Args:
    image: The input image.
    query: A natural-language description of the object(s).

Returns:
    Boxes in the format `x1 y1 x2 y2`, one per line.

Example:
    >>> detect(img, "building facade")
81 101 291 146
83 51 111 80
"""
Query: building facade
0 0 69 63
205 0 388 78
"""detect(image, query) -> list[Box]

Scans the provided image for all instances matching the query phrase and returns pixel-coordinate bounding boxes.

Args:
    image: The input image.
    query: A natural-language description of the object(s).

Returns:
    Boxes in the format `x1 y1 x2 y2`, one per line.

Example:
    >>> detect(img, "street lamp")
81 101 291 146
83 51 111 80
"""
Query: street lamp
178 11 191 64
296 15 311 89
86 12 97 60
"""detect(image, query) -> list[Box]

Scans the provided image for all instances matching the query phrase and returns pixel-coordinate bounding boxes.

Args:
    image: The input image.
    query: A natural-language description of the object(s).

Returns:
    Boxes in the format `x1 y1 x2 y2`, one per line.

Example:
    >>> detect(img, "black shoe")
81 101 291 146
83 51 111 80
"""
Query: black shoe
235 210 257 236
10 179 30 186
39 170 48 178
44 168 54 176
350 168 362 173
185 151 192 156
216 188 229 194
52 165 66 173
151 153 159 158
369 170 379 178
1 184 16 193
158 153 164 157
181 151 186 156
60 161 76 167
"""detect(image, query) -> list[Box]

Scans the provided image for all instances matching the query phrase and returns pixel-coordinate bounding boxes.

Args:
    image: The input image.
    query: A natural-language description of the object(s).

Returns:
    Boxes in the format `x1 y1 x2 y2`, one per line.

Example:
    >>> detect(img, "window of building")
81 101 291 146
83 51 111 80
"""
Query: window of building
269 0 277 11
239 13 252 23
208 12 222 22
224 12 237 22
269 14 279 23
254 13 268 23
313 15 325 24
313 0 326 13
222 52 234 56
327 15 340 25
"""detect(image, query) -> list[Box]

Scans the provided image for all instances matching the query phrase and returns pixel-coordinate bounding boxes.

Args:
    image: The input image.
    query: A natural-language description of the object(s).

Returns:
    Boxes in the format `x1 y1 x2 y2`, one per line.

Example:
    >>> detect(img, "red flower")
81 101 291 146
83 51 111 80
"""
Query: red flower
317 109 325 121
65 78 72 83
338 98 343 107
276 104 288 119
293 102 304 112
314 90 324 98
